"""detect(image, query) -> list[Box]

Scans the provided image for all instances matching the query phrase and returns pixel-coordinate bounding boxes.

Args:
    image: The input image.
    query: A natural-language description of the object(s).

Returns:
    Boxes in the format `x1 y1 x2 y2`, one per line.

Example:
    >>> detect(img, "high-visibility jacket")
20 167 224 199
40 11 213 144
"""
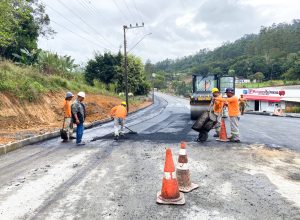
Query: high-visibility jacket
110 105 127 119
239 97 247 106
63 100 72 117
213 94 223 114
215 95 240 117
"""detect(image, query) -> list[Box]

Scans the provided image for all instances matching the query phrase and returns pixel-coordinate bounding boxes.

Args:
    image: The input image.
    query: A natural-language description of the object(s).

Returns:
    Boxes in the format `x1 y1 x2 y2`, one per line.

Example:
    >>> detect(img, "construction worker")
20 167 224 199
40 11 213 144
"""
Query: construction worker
71 92 86 146
62 92 75 141
273 104 284 116
211 88 223 137
110 102 127 140
239 94 247 115
214 88 240 142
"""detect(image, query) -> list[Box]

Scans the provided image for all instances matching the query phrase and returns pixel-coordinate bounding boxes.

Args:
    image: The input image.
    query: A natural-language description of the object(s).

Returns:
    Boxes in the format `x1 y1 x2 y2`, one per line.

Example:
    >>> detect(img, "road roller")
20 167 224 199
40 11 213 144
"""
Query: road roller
190 74 235 120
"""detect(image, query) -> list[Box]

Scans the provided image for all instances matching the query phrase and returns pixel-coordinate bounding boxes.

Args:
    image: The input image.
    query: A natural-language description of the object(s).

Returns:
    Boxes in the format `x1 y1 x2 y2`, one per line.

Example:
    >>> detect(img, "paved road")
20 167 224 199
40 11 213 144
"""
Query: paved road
0 93 299 219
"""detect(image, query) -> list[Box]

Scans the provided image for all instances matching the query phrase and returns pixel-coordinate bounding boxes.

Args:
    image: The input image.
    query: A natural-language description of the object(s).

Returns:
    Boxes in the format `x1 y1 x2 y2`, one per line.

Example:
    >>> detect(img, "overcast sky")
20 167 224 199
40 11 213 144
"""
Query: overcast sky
38 0 300 64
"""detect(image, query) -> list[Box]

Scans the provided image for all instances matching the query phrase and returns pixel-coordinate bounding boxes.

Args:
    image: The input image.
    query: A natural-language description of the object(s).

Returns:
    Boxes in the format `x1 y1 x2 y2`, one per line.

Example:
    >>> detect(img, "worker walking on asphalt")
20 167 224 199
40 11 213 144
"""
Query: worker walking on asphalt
62 92 75 141
239 94 247 115
214 88 240 142
72 92 86 146
211 88 223 137
110 102 127 140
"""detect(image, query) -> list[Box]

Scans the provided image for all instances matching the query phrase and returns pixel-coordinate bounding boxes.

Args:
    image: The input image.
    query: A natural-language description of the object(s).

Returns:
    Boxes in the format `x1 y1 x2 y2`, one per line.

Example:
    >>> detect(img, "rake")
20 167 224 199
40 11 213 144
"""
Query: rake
124 126 138 134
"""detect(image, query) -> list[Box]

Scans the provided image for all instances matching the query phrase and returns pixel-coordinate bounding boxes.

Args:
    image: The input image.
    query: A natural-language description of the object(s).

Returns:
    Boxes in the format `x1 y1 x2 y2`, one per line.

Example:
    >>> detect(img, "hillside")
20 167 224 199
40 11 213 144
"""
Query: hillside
0 61 150 145
154 20 300 81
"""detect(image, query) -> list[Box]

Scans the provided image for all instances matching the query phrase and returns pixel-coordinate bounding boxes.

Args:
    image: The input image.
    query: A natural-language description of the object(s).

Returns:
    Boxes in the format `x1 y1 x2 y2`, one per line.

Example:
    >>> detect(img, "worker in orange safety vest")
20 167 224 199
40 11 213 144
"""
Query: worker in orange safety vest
214 88 241 143
211 88 224 137
110 102 127 140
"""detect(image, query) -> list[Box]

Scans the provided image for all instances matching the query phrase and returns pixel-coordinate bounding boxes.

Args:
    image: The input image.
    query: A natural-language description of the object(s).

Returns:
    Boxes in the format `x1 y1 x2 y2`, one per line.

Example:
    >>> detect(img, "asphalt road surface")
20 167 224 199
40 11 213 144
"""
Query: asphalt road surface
0 93 299 220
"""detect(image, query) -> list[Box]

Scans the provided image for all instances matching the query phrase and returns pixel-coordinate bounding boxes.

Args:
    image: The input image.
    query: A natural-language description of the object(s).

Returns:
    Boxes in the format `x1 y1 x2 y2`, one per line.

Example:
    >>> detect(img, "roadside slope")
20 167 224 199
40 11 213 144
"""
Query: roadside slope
0 91 150 145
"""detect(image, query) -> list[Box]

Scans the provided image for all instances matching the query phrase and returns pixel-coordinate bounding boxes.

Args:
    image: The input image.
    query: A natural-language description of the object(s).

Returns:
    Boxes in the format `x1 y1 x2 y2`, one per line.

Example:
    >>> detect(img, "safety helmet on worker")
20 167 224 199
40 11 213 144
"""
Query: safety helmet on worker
77 91 86 98
211 88 219 93
65 91 74 99
121 101 127 106
225 88 234 94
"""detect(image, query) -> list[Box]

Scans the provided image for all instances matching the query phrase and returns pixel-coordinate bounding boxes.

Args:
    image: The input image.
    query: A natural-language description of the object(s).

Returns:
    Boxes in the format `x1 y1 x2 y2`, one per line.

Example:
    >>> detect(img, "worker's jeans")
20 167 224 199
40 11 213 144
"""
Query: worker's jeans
214 112 222 135
229 116 240 140
114 118 124 136
65 117 74 140
76 123 84 144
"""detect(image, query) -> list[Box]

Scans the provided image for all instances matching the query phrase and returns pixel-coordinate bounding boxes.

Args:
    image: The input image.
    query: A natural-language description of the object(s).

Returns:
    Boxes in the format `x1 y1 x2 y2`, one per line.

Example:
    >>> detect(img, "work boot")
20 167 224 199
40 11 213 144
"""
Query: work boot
114 135 119 141
229 137 240 143
213 133 219 137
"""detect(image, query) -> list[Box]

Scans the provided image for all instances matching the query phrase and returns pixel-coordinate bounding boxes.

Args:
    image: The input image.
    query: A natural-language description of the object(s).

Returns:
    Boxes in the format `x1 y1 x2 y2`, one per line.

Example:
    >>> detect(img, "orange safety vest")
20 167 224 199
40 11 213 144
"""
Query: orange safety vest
110 105 127 119
215 95 240 117
213 94 223 113
63 100 72 118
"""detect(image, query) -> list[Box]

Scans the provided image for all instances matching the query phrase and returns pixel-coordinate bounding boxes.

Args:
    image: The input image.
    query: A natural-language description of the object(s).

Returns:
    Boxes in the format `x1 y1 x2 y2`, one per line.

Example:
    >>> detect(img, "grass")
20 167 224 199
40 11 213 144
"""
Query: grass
285 106 300 113
237 80 300 88
0 60 116 101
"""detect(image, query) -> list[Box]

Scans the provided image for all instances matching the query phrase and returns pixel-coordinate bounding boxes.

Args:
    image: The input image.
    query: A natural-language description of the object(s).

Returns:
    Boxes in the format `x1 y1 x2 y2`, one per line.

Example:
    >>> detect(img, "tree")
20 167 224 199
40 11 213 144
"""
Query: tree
0 0 54 60
84 52 150 95
254 72 265 82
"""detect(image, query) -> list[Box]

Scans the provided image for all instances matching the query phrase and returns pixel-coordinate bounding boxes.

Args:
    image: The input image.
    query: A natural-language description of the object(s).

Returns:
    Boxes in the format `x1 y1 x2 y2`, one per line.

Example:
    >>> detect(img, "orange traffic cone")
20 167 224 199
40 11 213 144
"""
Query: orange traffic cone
176 141 199 193
157 148 185 205
216 118 229 142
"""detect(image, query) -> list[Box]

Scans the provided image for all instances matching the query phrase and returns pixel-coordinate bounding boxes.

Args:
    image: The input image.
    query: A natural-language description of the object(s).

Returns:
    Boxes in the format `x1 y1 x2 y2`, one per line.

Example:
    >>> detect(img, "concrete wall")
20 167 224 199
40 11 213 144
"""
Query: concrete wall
247 100 285 112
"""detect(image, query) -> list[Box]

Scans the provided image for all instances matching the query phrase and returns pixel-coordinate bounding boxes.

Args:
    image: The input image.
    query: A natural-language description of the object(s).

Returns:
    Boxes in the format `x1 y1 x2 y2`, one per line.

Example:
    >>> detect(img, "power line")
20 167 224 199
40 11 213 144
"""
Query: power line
132 0 144 22
43 2 114 52
56 0 117 50
112 0 131 23
51 20 109 50
122 0 136 22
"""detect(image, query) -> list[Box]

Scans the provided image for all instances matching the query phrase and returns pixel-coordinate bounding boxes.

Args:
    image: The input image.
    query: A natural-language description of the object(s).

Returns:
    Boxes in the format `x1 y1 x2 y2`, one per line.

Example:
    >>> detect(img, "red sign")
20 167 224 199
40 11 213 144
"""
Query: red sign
248 89 285 96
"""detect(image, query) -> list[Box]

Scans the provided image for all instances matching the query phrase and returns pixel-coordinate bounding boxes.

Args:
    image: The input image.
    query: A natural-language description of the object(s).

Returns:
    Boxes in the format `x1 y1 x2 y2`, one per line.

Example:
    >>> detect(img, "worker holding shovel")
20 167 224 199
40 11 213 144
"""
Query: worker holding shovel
110 102 127 140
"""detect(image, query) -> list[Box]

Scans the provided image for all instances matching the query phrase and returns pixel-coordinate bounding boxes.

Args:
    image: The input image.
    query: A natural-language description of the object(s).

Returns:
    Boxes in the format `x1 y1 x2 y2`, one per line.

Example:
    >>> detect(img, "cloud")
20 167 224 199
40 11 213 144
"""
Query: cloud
38 0 300 64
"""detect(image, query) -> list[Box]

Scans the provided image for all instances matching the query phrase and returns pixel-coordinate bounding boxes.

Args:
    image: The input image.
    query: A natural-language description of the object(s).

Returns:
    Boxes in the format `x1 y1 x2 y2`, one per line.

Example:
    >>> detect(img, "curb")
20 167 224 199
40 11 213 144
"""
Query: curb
245 111 300 118
0 102 153 155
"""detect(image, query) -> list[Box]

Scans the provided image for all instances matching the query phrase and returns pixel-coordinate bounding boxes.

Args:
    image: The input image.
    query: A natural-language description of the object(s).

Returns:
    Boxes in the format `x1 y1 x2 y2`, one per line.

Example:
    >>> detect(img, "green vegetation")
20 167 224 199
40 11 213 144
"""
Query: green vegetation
0 0 54 61
237 80 300 88
151 20 300 94
85 52 150 95
0 0 149 101
0 60 113 101
285 106 300 113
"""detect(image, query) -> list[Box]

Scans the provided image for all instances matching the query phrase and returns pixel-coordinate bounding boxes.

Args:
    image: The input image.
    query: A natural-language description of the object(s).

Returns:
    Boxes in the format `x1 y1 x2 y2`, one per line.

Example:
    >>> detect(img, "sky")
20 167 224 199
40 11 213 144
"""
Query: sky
38 0 300 65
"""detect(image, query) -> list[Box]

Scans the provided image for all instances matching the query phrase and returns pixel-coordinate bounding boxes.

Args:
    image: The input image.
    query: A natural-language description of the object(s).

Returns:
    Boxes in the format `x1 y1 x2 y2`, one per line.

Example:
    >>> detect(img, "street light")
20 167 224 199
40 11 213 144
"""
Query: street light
128 33 152 53
152 73 156 103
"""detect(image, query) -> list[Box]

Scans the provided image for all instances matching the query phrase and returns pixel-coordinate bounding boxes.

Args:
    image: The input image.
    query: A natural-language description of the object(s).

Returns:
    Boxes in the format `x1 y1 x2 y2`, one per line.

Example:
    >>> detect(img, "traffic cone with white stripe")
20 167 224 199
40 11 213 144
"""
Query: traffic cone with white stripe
176 141 199 193
216 118 229 142
157 148 185 205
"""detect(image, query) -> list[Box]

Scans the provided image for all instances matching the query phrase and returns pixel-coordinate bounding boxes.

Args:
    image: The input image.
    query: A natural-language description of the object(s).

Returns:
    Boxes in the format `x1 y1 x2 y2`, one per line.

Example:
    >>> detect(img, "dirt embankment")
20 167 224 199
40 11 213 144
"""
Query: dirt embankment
0 92 151 145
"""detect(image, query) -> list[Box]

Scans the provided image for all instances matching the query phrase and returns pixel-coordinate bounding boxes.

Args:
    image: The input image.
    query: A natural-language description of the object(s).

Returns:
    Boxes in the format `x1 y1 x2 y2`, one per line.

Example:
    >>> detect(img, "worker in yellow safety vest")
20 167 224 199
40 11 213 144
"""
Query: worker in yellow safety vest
110 102 128 140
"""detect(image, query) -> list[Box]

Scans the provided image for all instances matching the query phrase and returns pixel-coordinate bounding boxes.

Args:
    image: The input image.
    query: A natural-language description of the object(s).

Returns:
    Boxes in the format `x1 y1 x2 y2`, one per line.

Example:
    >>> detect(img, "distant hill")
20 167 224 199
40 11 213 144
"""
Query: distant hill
154 20 300 81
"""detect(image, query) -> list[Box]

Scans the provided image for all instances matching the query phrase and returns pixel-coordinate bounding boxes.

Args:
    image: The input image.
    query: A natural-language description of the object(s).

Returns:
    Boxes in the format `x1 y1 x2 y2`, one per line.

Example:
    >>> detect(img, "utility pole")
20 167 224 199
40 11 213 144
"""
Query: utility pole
123 23 144 112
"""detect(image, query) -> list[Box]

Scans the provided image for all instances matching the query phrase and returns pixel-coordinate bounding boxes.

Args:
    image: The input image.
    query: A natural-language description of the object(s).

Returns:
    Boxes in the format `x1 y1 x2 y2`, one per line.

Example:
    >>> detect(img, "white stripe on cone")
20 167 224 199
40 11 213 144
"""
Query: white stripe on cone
177 163 189 170
164 171 176 179
179 149 186 155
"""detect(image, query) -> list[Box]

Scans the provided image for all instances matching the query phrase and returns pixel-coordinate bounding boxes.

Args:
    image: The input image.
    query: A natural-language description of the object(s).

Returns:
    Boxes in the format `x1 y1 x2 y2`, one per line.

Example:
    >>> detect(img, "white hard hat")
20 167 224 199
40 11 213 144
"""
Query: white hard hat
77 91 85 98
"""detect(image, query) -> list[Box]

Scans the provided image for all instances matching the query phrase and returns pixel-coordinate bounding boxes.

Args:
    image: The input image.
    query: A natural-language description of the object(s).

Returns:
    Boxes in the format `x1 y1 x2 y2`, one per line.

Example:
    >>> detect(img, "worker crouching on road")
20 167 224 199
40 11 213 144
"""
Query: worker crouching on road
63 92 75 141
214 88 241 143
211 88 223 137
110 102 127 140
72 92 86 146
